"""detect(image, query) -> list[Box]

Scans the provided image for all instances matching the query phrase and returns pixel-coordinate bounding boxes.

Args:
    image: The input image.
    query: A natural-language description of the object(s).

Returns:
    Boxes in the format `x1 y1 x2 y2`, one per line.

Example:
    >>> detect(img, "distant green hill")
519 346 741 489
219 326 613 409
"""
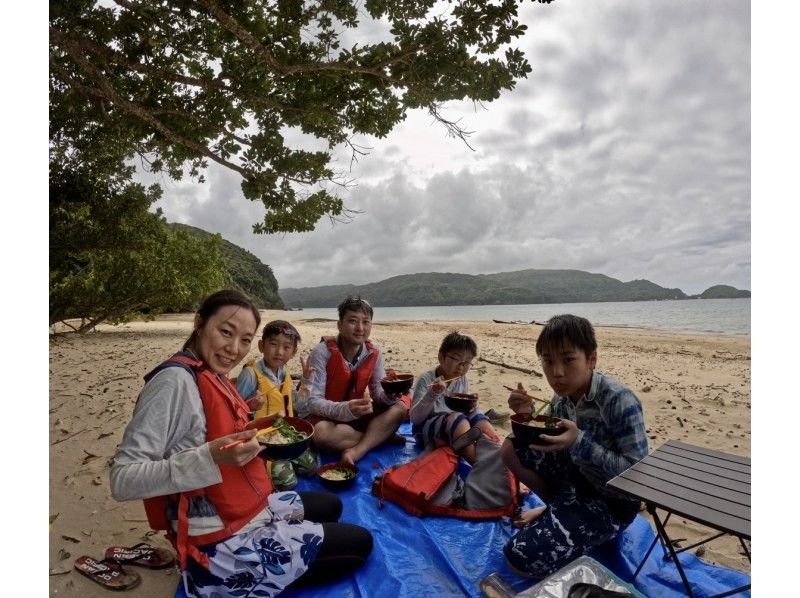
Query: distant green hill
692 285 751 299
280 269 698 307
171 223 284 309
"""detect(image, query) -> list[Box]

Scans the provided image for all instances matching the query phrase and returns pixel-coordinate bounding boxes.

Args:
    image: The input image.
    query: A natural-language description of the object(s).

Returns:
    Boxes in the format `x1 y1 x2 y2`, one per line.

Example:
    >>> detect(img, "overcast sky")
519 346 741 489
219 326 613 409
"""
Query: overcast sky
151 0 750 296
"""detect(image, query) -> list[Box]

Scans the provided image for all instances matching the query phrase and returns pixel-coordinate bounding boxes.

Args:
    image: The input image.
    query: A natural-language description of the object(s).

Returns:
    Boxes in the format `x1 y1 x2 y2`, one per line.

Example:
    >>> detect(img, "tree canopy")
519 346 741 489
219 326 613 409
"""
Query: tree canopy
50 0 553 233
50 156 227 332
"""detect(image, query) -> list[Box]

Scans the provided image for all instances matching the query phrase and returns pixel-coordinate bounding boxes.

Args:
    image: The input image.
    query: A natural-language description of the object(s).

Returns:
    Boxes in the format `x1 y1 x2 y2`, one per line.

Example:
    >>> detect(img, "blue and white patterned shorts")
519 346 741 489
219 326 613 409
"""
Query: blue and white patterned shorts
183 491 324 597
503 448 637 578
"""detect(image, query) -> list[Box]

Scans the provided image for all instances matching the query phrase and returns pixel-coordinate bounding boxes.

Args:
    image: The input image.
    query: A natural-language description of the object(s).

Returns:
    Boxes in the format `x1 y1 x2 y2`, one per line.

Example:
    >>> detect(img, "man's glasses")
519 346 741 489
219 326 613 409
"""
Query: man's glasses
445 354 475 369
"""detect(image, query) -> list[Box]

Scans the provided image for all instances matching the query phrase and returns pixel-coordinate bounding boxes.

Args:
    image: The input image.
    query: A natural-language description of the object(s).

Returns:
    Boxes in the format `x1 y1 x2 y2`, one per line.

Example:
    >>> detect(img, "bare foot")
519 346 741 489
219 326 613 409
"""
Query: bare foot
512 506 547 528
341 448 361 466
518 483 532 497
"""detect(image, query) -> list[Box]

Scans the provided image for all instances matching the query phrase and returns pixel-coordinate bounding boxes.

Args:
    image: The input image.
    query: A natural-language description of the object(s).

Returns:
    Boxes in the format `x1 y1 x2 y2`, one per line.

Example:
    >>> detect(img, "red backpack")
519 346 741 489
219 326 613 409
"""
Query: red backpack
372 434 519 519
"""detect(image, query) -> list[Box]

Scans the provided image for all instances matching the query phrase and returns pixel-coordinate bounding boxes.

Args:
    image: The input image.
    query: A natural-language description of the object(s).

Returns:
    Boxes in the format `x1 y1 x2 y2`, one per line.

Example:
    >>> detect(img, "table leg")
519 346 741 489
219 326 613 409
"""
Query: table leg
650 507 696 598
632 533 659 581
738 537 751 562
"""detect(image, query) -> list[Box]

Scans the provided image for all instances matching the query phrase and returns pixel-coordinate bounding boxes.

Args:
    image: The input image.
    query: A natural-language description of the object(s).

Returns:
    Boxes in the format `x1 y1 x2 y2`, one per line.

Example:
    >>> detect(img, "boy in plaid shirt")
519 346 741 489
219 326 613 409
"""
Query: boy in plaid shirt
501 314 648 578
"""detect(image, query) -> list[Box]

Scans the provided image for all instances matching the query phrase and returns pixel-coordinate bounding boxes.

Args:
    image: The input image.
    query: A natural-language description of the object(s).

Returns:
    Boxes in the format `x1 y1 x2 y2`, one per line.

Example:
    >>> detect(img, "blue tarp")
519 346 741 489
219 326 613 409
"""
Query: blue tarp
178 424 751 597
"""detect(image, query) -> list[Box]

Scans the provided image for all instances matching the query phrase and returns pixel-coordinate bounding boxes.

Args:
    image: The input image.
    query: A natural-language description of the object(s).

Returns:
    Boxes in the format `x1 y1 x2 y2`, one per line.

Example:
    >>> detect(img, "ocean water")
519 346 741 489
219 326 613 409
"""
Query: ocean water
290 298 750 336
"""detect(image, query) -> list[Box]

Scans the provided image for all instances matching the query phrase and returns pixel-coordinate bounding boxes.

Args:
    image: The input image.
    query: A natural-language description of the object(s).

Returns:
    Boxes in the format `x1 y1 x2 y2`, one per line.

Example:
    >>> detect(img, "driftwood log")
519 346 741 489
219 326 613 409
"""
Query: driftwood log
478 356 543 377
492 319 546 325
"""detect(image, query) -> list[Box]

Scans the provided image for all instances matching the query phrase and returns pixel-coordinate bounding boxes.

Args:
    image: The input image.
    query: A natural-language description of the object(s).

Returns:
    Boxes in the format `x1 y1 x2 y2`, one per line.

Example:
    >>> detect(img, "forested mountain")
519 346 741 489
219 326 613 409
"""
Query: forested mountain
280 270 749 308
171 224 284 309
693 285 751 299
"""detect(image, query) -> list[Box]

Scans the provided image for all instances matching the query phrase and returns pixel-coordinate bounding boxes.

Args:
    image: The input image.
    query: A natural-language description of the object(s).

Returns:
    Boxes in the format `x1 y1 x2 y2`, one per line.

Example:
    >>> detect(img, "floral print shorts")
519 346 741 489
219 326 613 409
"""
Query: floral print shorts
183 491 324 597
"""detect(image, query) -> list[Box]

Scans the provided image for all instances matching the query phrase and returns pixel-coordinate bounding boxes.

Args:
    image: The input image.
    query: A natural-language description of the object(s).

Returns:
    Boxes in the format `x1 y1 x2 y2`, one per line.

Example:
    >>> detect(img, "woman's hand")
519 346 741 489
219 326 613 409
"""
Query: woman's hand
508 383 533 414
348 396 374 418
533 418 579 452
208 430 261 467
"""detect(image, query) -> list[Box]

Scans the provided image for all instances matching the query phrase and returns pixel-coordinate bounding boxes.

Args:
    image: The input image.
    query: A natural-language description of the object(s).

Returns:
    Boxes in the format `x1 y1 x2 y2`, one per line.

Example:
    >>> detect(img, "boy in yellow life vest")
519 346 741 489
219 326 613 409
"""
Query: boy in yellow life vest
236 320 317 490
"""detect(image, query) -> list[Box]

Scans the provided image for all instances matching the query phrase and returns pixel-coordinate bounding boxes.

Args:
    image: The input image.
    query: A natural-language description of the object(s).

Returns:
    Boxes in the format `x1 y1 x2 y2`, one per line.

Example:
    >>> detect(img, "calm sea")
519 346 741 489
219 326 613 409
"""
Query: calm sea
291 298 750 336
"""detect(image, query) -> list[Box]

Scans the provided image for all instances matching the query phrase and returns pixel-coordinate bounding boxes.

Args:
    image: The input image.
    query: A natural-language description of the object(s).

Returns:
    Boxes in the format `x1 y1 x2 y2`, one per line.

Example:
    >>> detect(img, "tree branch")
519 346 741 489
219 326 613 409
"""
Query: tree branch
478 356 543 378
51 46 254 179
344 137 372 171
195 0 405 80
428 104 475 151
50 29 292 114
52 35 351 187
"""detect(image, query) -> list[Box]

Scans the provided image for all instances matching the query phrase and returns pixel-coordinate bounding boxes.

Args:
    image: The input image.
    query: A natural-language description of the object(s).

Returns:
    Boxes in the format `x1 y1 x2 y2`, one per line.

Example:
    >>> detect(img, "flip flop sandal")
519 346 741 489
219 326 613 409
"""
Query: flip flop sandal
105 542 175 569
485 408 511 424
74 556 141 591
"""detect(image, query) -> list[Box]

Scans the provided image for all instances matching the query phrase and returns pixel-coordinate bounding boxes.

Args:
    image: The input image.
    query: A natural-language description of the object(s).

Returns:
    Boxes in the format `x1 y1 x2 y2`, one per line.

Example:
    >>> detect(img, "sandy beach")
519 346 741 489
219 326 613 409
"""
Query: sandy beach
49 313 751 596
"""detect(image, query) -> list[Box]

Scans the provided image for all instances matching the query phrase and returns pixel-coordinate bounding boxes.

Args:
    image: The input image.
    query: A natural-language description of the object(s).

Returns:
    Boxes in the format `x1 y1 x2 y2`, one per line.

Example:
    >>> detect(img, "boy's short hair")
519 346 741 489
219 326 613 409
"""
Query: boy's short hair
535 314 597 358
337 295 374 321
261 319 301 347
438 331 478 356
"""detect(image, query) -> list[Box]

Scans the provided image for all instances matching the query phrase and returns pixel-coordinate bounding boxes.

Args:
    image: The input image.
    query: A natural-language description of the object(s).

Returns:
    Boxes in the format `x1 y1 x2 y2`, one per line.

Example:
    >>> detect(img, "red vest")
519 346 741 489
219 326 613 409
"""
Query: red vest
140 353 273 570
323 336 379 402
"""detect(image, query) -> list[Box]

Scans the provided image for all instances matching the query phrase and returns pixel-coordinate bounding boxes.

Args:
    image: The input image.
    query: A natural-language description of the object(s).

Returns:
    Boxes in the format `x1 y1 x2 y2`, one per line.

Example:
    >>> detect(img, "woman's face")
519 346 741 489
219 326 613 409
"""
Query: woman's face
194 305 258 375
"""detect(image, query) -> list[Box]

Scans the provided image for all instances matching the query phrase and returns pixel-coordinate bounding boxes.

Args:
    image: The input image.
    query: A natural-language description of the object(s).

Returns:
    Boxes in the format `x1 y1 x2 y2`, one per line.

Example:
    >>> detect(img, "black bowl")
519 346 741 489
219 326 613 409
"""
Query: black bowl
445 392 479 413
510 413 566 446
380 373 414 395
317 462 358 490
246 415 314 461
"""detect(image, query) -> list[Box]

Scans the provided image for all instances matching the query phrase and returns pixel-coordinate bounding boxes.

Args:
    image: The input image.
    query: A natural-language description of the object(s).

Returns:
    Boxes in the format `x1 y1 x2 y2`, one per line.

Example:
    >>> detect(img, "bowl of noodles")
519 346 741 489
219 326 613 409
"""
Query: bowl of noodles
317 462 358 490
444 392 479 413
510 413 566 447
380 370 414 395
246 415 314 461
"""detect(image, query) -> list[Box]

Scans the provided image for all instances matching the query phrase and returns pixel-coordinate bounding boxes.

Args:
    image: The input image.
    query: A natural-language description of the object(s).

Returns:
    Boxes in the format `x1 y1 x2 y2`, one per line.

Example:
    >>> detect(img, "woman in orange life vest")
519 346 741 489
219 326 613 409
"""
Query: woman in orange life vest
110 290 372 597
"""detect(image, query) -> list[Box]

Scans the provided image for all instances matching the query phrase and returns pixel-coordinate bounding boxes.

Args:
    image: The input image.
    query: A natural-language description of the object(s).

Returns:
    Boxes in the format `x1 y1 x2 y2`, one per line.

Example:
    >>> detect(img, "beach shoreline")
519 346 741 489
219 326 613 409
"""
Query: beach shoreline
49 312 751 596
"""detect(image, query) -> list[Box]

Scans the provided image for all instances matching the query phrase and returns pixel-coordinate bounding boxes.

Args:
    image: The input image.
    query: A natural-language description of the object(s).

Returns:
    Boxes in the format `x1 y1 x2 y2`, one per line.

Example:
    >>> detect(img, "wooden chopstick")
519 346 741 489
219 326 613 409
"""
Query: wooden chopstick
502 385 550 405
220 424 281 451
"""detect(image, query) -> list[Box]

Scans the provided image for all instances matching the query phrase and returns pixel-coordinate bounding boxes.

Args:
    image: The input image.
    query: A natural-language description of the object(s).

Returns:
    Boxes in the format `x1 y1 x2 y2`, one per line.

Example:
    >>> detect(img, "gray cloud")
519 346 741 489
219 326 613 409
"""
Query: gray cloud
153 0 750 296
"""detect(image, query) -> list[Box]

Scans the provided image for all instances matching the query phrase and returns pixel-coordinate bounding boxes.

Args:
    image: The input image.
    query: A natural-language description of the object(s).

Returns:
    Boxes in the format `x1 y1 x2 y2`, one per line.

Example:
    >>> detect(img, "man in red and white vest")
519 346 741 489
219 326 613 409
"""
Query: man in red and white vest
305 296 410 465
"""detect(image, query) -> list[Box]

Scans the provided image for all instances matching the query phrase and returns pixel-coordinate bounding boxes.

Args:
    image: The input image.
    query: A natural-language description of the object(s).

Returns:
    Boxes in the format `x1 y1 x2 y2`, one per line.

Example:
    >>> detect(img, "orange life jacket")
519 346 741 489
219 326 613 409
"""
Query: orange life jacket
323 336 379 402
140 352 273 570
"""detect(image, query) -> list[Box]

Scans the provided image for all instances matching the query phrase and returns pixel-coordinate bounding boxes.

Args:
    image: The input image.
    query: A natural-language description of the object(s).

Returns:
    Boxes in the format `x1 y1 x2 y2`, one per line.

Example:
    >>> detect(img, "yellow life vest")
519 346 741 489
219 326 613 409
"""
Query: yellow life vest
248 359 295 419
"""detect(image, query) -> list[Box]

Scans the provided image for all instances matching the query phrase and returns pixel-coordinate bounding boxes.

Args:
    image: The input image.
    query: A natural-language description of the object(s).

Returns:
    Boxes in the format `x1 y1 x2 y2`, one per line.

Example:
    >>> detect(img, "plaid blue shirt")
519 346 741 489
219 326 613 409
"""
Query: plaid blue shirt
549 370 648 497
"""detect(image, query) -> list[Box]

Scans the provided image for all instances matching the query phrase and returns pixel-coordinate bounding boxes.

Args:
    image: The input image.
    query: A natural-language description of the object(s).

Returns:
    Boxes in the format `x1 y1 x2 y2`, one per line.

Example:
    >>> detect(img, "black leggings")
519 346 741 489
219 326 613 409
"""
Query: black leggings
298 491 343 522
288 492 373 587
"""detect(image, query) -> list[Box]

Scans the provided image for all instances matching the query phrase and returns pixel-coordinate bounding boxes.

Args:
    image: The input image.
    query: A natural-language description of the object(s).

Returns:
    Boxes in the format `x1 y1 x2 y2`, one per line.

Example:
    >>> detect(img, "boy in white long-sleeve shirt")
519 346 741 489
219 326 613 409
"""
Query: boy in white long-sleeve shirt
411 331 498 463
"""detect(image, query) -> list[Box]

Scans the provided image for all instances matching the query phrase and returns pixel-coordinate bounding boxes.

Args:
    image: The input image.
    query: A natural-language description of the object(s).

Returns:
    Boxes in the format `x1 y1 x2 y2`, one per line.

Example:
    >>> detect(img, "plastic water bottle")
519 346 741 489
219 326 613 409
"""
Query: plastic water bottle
479 572 516 598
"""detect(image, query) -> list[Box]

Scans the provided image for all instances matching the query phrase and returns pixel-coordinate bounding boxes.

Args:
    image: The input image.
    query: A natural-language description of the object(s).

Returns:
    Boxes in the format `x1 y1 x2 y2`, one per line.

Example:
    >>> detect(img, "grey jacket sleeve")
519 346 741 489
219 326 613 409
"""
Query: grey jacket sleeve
110 368 222 501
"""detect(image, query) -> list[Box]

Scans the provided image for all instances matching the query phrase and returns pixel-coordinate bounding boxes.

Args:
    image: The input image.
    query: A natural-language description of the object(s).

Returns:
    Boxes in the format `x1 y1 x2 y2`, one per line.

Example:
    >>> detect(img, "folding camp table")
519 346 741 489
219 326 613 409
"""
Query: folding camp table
607 440 750 598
